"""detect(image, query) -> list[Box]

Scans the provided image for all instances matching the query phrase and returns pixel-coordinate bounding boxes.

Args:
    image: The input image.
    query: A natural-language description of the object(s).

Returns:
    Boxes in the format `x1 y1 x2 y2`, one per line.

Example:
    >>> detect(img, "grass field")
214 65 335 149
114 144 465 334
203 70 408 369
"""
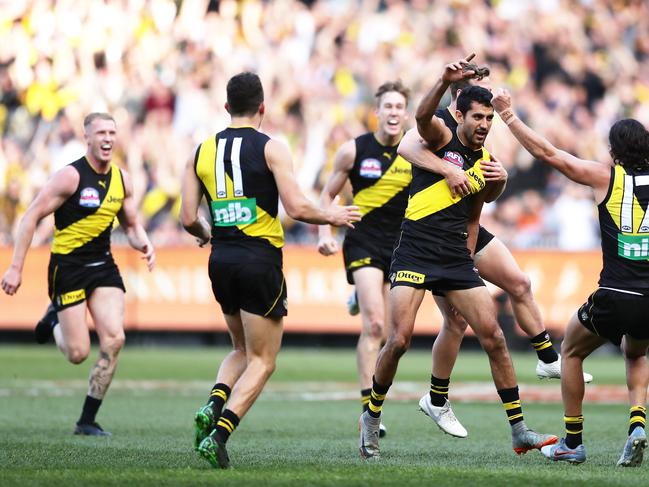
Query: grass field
0 344 646 486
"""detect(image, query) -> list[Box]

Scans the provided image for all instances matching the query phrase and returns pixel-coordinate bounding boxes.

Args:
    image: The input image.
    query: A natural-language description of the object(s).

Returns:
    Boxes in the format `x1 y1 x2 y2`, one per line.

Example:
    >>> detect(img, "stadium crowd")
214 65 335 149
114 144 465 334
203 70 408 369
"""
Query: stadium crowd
0 0 648 249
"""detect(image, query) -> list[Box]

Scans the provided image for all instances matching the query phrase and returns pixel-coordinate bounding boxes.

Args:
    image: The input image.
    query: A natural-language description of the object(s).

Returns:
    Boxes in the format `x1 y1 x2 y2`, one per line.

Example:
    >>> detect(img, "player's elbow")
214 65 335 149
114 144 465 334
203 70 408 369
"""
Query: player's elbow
284 203 307 221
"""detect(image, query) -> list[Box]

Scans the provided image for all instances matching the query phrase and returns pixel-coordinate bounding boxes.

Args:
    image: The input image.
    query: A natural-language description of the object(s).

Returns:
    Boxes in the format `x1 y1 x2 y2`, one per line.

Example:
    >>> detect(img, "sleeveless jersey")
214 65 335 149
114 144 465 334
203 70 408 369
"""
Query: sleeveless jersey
436 106 458 130
598 164 649 291
401 130 489 257
344 132 411 247
51 157 125 264
195 127 283 261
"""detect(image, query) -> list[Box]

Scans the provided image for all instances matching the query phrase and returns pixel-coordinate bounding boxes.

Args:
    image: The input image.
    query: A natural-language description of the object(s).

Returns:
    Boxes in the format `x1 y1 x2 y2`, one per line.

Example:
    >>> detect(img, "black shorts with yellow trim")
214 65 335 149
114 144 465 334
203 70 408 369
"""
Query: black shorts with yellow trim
342 240 393 285
475 225 495 255
577 287 649 346
389 241 485 295
208 253 287 319
48 257 125 311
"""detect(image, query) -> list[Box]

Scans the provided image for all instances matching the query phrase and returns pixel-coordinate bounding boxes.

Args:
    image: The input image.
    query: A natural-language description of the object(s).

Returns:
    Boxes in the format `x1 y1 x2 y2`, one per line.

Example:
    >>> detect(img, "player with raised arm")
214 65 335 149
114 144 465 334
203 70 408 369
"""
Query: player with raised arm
493 88 649 466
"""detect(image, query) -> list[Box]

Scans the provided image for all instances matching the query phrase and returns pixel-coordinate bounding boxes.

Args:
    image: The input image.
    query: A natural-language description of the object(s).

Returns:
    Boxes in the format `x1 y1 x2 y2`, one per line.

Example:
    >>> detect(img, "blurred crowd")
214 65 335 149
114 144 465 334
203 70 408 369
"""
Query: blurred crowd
1 0 648 250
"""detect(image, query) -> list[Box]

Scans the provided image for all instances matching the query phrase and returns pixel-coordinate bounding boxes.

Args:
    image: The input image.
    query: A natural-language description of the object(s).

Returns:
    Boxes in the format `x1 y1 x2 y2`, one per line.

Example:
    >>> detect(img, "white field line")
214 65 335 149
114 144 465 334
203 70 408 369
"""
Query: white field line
0 380 630 404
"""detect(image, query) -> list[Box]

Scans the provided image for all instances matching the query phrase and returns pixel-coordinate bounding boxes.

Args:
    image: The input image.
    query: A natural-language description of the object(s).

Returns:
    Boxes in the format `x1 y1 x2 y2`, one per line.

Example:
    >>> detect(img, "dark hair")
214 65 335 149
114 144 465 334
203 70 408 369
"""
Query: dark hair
449 79 472 101
83 112 115 129
375 80 410 107
226 72 264 116
456 86 492 115
609 119 649 170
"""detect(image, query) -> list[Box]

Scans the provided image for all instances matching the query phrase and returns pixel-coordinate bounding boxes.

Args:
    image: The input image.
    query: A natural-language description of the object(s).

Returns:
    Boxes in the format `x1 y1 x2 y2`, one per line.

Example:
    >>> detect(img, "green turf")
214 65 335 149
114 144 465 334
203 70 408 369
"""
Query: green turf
0 345 644 486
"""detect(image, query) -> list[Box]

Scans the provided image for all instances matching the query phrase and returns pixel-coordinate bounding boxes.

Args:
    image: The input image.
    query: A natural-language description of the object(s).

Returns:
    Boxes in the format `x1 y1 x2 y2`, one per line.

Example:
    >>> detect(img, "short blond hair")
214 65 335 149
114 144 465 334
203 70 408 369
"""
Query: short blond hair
83 112 115 130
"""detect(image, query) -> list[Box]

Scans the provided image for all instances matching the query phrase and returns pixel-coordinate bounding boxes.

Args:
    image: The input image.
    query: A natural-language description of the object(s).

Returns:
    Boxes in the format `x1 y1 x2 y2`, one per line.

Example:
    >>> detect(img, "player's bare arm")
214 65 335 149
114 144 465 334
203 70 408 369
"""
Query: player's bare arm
492 88 610 199
1 166 79 295
416 54 476 147
317 139 355 256
180 153 211 247
117 170 155 271
398 127 471 197
481 153 508 203
265 138 360 228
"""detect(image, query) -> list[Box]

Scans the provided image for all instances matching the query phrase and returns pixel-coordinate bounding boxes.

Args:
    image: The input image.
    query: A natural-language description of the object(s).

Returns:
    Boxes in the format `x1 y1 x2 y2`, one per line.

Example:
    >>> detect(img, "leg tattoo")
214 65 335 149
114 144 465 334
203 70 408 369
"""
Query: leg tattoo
88 350 118 399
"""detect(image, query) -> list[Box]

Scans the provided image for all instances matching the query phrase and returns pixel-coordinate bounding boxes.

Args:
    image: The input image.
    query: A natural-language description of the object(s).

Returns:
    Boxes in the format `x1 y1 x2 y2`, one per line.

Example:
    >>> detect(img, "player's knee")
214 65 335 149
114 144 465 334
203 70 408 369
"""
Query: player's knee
478 326 506 355
362 315 384 340
443 314 467 336
505 273 532 301
67 346 89 364
251 355 276 378
385 333 411 358
104 331 125 353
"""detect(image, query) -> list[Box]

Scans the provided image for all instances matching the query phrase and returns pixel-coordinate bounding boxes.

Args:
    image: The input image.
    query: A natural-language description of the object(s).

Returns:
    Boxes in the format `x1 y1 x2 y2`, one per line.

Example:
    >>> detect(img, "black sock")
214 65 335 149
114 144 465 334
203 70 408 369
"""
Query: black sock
564 415 584 448
530 331 559 363
78 396 102 425
429 375 450 407
214 409 240 444
629 406 646 435
367 376 391 418
497 386 524 426
360 388 371 412
208 383 231 416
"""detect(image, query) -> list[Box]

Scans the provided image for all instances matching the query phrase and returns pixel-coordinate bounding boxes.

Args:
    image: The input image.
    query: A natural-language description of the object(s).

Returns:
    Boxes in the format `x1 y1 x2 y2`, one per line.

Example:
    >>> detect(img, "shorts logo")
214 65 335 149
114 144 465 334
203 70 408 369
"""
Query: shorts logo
359 158 382 179
211 198 257 226
282 299 288 309
79 188 101 208
349 257 371 269
60 289 86 306
618 234 649 260
395 270 425 284
443 151 464 168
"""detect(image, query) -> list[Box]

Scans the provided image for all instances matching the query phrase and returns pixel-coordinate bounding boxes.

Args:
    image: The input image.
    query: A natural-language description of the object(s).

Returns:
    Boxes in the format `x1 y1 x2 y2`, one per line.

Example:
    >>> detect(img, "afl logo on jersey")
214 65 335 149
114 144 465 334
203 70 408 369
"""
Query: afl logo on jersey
359 158 382 178
79 187 101 208
443 151 464 168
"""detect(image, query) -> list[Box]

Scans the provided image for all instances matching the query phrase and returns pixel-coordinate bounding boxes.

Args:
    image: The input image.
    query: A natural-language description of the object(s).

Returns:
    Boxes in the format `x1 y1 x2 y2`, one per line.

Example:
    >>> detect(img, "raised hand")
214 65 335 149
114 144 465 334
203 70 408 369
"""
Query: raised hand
491 88 513 114
441 53 477 84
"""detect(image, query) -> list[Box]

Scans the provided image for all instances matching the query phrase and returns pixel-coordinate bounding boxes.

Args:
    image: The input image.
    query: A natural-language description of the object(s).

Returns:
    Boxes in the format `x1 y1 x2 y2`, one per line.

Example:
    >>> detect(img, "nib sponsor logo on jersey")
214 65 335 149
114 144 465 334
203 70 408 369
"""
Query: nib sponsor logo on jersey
360 158 382 179
211 198 257 227
443 151 464 168
79 188 101 208
618 234 649 260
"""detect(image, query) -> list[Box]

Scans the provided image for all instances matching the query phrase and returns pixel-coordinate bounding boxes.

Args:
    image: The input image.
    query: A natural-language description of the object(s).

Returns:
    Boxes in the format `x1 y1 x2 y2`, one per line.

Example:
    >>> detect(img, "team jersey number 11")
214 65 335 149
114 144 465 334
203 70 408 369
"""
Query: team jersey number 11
211 136 257 227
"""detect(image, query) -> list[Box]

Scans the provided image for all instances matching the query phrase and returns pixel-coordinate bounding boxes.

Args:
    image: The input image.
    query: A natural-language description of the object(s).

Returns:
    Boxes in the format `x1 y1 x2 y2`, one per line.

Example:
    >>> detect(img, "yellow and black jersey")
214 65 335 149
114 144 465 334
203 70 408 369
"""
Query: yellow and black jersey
436 106 495 253
51 157 124 265
400 131 488 258
598 164 649 291
344 132 411 249
436 107 458 130
195 127 283 262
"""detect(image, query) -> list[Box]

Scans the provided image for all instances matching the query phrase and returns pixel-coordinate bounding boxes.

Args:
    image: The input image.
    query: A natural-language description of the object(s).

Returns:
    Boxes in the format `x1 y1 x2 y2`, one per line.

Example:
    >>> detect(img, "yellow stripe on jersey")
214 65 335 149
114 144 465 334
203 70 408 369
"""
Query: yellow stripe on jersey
405 148 489 221
195 137 284 248
353 155 411 216
606 164 646 233
52 164 124 255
